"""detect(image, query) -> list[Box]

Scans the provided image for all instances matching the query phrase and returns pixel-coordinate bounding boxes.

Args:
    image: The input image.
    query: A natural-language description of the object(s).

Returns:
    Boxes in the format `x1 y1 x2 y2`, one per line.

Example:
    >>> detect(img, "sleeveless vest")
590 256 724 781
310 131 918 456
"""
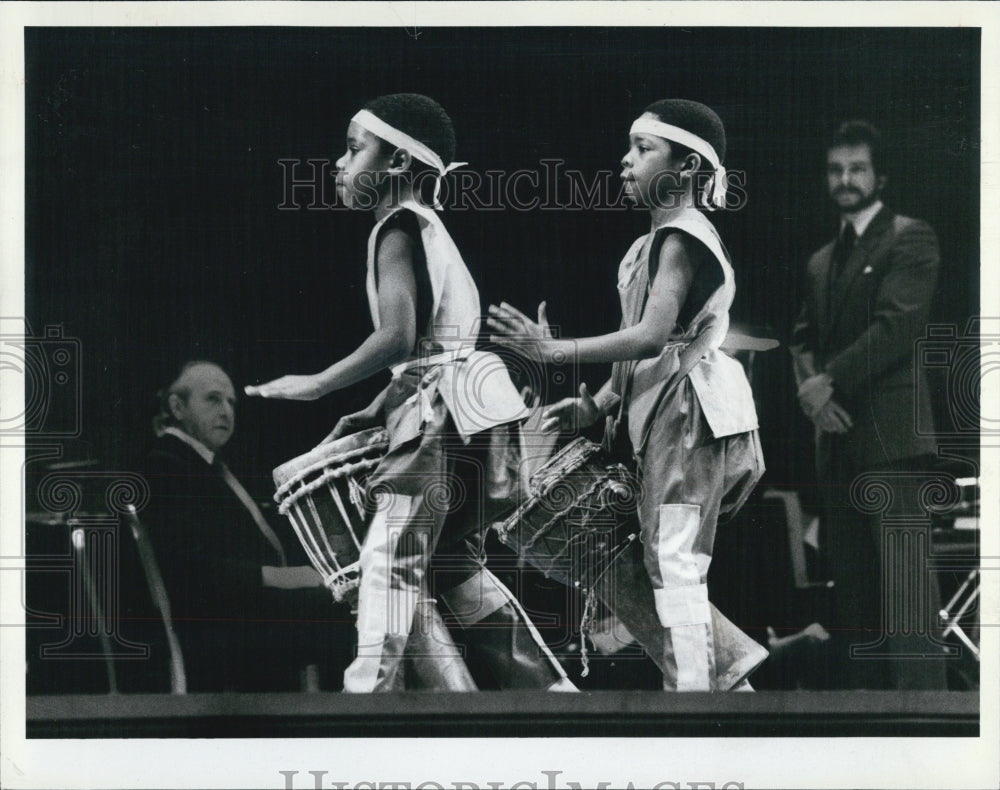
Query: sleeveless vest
366 200 527 440
611 209 758 455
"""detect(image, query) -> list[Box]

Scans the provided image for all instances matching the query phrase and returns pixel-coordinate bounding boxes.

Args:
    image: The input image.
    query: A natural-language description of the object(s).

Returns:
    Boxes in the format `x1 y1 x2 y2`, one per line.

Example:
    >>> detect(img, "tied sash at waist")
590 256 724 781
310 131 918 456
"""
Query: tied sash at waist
388 349 529 445
390 346 470 378
613 328 758 459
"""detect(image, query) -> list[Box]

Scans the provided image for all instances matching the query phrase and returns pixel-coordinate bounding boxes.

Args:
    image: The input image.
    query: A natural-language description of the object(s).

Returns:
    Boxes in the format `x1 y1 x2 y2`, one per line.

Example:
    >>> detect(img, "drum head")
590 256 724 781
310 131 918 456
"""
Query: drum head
273 427 388 491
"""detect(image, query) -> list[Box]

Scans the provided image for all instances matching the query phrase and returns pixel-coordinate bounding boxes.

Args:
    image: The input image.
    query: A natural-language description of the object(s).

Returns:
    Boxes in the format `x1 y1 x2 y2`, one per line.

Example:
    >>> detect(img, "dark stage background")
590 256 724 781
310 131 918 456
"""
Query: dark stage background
25 26 979 500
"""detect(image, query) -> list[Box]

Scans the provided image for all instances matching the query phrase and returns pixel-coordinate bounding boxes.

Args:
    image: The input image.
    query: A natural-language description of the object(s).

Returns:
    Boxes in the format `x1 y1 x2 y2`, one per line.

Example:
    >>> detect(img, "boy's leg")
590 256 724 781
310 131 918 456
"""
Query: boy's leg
636 389 765 691
343 488 432 692
344 400 461 692
648 503 717 690
637 390 719 690
345 370 505 693
432 434 572 690
595 540 766 690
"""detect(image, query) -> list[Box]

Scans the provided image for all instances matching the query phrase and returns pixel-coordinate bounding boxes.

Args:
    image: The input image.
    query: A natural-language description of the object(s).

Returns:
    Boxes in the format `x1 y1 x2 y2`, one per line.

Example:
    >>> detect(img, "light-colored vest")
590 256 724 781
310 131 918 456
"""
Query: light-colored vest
614 209 758 452
366 200 527 439
367 200 481 350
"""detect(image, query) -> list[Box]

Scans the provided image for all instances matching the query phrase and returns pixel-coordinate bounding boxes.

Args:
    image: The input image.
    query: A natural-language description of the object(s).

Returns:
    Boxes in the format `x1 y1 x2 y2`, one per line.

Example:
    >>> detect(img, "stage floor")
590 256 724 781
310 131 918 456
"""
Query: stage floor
26 690 979 738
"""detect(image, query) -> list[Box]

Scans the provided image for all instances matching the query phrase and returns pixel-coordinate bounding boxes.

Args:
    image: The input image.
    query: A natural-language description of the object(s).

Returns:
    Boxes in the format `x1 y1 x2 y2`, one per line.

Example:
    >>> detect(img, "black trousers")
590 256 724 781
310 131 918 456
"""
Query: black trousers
822 448 949 690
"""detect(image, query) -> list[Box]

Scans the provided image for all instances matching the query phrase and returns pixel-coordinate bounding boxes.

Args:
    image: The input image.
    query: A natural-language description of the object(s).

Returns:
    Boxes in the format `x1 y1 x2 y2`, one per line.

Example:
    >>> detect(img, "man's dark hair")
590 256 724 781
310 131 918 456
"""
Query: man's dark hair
364 93 457 170
828 120 885 176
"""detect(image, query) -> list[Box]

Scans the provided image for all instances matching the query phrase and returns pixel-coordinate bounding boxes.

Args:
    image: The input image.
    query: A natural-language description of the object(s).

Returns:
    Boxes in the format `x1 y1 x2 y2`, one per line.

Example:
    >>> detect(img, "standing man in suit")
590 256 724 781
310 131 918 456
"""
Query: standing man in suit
140 360 347 692
790 120 947 689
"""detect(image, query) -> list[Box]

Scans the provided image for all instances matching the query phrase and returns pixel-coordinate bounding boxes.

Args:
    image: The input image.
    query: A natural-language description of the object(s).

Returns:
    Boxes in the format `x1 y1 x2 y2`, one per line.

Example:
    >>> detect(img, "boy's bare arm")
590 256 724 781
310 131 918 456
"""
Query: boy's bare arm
489 234 694 366
308 227 417 394
246 228 418 400
567 233 693 363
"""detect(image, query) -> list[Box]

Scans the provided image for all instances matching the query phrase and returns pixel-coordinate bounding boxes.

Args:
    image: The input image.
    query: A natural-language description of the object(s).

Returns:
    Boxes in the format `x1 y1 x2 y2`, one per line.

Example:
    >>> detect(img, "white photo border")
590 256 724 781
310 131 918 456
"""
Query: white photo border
1 3 997 789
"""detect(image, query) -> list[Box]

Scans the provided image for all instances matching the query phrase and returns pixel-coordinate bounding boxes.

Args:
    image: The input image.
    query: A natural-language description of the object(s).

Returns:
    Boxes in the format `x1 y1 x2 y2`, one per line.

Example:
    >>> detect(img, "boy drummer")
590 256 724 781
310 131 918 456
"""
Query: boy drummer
489 99 767 690
248 94 573 692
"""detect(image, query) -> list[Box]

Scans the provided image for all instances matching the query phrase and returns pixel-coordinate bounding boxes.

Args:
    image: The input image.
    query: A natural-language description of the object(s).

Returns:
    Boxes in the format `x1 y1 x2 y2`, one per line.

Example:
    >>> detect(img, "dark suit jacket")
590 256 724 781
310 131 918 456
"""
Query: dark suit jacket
139 433 287 691
790 206 939 475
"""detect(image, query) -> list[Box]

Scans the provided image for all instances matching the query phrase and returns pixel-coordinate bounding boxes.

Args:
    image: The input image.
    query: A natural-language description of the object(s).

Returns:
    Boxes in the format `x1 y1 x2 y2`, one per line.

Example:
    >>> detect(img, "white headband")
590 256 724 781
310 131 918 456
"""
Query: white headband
352 109 467 209
629 117 728 209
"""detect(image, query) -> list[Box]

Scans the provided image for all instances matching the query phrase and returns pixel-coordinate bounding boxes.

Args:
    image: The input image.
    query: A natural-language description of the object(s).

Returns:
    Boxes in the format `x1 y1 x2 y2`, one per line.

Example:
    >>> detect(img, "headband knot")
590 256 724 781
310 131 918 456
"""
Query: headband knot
629 117 728 209
352 109 466 209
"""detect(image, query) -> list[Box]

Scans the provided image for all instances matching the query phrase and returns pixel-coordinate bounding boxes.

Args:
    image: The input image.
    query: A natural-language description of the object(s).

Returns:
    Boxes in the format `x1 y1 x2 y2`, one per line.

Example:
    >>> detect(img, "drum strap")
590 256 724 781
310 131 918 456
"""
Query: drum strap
634 327 717 458
605 325 717 459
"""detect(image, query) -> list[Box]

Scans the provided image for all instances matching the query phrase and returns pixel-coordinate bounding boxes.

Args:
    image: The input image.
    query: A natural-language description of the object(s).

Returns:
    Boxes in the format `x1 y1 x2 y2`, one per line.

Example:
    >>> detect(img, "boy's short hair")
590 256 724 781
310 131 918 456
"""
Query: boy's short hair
827 119 884 176
364 93 457 167
643 98 727 166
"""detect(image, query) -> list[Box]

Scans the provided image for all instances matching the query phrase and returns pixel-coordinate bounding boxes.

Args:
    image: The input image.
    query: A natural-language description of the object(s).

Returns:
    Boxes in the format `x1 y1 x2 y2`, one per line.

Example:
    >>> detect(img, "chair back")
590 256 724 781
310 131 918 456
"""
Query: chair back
124 505 187 694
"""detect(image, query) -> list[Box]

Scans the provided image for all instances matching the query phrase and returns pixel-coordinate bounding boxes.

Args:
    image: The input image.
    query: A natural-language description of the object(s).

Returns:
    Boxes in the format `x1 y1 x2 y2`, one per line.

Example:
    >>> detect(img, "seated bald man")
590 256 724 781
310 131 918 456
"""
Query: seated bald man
139 360 351 692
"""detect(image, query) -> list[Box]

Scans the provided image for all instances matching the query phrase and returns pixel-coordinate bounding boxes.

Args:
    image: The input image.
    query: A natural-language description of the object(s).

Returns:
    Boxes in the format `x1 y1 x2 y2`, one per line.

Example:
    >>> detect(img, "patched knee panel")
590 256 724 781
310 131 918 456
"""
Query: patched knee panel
650 503 711 627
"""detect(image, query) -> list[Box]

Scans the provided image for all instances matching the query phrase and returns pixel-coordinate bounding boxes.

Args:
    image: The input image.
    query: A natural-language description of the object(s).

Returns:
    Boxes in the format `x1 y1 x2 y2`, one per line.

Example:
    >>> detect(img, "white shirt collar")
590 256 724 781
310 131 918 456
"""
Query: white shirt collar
160 426 216 466
841 199 883 238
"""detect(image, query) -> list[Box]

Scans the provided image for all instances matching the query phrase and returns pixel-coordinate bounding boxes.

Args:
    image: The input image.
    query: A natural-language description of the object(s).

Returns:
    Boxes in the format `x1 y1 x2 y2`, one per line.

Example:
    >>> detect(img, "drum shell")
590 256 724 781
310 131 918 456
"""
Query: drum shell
272 429 388 600
281 474 369 568
496 439 639 590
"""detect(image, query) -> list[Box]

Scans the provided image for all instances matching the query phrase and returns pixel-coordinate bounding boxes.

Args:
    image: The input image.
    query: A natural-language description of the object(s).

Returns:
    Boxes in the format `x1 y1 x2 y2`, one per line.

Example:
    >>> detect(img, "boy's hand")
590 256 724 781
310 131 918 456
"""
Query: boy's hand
245 374 324 401
487 301 556 361
322 387 388 442
541 383 602 433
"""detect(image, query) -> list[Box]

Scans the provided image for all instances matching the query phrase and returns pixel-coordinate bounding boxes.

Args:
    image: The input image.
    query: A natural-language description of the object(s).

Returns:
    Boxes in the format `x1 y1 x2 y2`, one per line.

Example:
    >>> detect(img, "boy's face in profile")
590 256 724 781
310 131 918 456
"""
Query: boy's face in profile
620 113 685 210
335 121 394 209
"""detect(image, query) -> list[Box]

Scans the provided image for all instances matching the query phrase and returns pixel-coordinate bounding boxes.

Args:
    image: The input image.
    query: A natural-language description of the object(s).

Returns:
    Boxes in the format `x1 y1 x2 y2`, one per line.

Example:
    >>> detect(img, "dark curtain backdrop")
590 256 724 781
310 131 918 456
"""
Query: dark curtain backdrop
25 27 979 498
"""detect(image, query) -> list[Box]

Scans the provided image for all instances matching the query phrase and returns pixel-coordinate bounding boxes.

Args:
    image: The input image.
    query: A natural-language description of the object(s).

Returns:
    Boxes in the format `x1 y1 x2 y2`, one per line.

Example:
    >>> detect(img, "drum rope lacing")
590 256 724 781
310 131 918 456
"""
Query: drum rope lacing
273 430 388 500
288 495 361 601
577 533 637 677
276 455 383 513
516 475 630 562
497 451 639 677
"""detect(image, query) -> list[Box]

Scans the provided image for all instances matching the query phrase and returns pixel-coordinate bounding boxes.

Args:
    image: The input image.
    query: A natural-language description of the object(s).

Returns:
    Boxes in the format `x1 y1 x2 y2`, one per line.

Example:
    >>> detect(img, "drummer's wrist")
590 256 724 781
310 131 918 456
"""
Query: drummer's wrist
543 339 573 366
310 371 337 399
593 390 616 416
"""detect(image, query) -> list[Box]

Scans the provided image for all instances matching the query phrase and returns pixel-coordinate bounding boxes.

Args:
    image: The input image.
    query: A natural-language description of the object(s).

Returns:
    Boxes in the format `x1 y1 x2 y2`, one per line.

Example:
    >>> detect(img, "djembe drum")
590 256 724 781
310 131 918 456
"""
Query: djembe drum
272 428 388 602
493 437 639 593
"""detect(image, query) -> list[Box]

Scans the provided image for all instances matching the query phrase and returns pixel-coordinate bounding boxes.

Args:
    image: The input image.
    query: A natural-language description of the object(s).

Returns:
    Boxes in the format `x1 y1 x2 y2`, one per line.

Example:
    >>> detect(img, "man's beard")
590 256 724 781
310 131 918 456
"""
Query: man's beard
833 185 880 214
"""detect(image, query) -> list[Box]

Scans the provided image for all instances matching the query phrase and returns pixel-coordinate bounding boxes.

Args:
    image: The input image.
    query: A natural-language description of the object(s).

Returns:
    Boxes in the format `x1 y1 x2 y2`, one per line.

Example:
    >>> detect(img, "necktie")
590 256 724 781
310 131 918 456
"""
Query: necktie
832 222 857 278
214 458 288 566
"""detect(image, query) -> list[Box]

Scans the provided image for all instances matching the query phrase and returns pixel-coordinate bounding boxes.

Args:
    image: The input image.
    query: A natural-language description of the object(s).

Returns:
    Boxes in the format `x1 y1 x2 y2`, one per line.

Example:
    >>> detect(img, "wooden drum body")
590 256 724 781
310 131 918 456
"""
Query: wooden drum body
272 428 388 602
494 438 639 593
